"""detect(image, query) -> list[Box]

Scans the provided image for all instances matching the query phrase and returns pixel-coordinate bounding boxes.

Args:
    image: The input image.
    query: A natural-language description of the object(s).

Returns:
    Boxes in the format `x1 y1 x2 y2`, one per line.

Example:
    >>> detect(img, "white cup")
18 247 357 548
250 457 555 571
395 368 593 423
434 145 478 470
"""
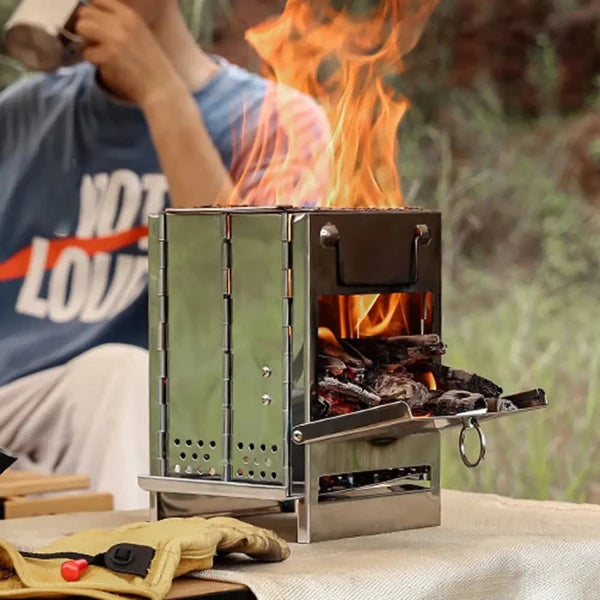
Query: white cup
3 0 87 72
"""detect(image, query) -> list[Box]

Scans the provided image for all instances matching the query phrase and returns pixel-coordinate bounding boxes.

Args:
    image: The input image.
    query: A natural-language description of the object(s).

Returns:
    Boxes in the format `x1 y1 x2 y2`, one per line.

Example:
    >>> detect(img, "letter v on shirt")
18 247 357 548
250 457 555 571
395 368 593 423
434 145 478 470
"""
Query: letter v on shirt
15 171 167 324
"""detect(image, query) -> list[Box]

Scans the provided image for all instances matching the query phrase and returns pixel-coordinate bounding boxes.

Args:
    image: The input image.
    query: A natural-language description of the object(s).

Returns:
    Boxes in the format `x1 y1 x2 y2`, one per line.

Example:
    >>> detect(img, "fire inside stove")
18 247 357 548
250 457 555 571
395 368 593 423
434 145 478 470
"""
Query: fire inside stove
316 292 506 420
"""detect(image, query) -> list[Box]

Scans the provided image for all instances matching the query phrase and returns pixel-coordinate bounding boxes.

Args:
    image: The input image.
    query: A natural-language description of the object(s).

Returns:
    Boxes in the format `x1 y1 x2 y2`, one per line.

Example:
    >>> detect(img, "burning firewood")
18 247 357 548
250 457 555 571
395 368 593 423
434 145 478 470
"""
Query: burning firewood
427 363 503 398
341 334 447 365
316 331 505 420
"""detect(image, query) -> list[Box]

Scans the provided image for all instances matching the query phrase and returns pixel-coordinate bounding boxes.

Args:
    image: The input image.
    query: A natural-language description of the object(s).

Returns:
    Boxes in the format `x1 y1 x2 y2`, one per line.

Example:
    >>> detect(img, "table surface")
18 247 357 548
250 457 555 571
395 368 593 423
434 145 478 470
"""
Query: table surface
4 490 600 600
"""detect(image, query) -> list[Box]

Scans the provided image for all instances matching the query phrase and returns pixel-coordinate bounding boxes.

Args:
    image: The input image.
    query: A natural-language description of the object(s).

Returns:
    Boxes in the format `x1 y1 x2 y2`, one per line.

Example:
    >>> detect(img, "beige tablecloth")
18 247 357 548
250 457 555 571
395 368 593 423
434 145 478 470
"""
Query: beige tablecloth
196 490 600 600
2 490 600 600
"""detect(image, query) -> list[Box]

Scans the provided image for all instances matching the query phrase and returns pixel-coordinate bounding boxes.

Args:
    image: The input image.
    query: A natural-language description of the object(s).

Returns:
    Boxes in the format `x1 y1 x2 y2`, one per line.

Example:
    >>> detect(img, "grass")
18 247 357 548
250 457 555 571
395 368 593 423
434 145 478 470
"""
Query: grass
440 278 600 503
399 86 600 503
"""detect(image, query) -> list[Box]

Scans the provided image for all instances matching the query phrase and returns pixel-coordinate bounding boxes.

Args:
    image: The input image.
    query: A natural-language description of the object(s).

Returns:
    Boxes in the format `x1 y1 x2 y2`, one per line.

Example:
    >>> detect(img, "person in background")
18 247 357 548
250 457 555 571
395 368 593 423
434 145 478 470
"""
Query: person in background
0 0 329 509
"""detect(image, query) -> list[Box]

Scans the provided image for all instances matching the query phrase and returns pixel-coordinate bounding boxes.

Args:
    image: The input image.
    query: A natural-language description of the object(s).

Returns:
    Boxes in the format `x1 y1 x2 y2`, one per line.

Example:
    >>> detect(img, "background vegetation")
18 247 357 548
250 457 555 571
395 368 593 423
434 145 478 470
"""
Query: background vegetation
1 0 599 503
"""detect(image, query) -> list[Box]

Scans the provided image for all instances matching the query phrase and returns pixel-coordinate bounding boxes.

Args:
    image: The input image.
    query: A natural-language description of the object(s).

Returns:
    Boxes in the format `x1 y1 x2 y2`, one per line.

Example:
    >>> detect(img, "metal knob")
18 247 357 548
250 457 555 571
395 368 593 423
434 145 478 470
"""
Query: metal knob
320 223 340 248
261 366 272 378
261 394 272 406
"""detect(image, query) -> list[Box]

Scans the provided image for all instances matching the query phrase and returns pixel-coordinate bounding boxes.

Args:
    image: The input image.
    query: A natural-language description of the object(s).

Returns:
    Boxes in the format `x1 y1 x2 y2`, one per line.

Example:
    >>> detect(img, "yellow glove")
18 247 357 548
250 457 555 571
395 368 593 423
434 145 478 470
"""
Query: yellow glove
0 516 289 600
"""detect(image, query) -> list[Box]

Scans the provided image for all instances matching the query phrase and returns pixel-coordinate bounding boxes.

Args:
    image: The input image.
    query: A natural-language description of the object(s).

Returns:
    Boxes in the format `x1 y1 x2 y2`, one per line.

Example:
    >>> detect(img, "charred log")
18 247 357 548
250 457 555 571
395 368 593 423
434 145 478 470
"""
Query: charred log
318 377 381 407
487 397 518 412
373 372 428 405
342 335 447 366
427 363 503 398
424 390 487 416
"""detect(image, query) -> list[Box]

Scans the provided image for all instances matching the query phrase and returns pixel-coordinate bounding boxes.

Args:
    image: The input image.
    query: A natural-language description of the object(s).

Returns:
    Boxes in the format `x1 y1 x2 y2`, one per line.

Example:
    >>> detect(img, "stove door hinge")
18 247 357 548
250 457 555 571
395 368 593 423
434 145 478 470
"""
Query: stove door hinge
282 213 293 488
222 213 233 480
156 214 169 477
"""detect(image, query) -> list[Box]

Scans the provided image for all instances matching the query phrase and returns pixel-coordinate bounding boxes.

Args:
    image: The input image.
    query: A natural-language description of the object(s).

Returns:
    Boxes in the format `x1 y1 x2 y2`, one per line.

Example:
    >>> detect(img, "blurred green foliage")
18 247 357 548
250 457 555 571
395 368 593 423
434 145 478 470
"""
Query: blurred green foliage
399 82 600 502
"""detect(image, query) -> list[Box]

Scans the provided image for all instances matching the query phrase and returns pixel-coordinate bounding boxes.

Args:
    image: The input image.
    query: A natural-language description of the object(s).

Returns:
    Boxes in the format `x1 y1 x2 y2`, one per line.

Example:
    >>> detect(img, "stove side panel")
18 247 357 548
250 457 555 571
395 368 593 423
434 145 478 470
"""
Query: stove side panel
230 214 288 486
165 213 226 479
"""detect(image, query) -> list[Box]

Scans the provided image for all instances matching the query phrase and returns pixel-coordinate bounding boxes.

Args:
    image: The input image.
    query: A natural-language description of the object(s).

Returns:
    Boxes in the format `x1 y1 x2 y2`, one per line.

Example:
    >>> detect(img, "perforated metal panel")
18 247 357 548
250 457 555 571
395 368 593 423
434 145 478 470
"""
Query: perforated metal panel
166 213 227 478
230 214 288 484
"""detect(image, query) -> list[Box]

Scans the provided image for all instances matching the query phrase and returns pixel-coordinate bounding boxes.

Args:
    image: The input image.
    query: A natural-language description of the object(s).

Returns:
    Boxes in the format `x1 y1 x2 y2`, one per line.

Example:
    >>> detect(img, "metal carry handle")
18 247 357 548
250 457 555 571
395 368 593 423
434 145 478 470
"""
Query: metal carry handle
458 417 486 468
320 223 432 288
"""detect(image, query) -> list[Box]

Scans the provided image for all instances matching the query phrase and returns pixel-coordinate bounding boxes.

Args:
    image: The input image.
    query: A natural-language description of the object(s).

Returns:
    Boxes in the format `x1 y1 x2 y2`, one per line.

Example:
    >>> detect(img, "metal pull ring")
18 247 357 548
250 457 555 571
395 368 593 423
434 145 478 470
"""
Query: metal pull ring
459 418 486 468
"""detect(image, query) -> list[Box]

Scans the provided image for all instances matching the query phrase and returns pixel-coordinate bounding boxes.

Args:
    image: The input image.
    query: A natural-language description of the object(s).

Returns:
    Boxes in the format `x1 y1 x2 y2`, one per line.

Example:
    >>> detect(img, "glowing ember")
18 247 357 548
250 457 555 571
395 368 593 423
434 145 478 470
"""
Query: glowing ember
245 0 439 208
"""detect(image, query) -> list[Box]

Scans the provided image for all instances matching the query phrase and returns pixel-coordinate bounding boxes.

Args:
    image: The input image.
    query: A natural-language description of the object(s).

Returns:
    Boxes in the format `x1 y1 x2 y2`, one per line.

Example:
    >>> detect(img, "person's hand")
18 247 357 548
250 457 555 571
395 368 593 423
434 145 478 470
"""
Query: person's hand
75 0 184 106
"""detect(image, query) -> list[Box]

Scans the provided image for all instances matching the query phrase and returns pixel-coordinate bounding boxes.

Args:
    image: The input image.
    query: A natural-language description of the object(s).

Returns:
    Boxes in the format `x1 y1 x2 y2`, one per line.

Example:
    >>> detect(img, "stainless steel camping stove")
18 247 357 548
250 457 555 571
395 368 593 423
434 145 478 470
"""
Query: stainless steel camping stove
139 207 547 542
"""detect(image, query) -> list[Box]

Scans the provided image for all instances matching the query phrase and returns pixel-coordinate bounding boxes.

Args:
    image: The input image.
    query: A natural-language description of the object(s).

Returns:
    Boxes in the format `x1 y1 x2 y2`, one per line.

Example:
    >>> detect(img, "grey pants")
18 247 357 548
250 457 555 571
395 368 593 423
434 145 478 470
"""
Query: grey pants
0 344 150 510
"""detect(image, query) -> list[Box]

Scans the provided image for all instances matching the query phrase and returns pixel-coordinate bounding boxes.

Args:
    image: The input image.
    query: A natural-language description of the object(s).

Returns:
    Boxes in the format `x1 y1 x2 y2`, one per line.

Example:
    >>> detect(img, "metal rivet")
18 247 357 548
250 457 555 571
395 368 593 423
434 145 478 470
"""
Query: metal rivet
173 464 181 474
209 467 217 476
185 466 193 475
292 430 303 443
261 366 272 378
262 394 272 406
415 224 432 246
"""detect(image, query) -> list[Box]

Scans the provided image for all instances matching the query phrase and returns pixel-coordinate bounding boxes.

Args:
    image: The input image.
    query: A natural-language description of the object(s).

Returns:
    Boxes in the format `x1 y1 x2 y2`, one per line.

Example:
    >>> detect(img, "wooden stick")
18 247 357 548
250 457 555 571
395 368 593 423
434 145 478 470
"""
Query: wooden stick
0 474 90 497
3 493 113 519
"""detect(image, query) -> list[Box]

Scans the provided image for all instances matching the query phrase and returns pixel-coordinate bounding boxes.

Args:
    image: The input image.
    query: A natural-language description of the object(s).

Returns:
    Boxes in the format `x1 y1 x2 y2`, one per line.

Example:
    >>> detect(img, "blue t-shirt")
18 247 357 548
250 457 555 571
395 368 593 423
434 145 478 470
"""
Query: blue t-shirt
0 58 329 386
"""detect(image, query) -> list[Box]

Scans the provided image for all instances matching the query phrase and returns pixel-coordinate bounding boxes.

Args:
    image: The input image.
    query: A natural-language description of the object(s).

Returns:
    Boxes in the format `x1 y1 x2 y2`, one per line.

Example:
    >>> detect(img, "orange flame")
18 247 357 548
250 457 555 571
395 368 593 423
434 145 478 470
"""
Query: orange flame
238 2 438 342
244 0 439 208
423 371 437 391
319 292 433 342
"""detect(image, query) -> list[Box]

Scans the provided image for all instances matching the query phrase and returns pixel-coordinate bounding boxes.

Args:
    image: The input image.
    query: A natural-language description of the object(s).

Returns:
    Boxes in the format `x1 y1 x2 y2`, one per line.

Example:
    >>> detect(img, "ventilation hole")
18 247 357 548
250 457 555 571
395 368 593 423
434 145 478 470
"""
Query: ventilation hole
192 453 198 460
203 454 210 462
260 471 266 479
271 472 277 479
248 470 255 478
236 469 244 477
179 452 186 460
210 441 216 448
265 458 272 467
249 443 255 451
242 456 249 464
174 439 181 446
197 440 204 448
237 442 244 450
185 439 192 447
271 445 278 453
260 444 267 452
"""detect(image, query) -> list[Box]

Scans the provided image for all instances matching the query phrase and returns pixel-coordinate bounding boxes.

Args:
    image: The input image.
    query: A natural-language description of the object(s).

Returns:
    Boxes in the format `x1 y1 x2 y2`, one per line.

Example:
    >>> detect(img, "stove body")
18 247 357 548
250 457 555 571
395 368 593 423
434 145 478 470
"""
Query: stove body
140 208 545 542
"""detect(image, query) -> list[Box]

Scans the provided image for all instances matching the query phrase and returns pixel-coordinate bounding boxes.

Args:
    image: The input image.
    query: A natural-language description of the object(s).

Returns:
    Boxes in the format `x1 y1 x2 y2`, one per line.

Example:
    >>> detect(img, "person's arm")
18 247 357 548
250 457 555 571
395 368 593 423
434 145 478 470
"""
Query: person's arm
76 0 234 208
139 82 235 208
